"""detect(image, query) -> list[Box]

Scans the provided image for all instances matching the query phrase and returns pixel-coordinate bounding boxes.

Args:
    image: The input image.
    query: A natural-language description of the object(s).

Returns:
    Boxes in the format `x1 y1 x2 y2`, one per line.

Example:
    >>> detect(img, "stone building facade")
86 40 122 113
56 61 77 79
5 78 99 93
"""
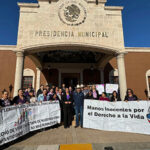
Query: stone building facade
0 0 150 100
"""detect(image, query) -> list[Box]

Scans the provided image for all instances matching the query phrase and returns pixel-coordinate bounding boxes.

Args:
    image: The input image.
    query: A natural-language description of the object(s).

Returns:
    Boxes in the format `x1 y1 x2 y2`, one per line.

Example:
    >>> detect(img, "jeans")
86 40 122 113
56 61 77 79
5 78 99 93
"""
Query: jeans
74 106 83 127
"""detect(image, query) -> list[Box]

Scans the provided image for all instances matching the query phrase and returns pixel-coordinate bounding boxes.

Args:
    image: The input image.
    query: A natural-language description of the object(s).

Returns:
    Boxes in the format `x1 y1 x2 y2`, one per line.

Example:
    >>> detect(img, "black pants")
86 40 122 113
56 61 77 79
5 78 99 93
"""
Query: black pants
63 104 72 128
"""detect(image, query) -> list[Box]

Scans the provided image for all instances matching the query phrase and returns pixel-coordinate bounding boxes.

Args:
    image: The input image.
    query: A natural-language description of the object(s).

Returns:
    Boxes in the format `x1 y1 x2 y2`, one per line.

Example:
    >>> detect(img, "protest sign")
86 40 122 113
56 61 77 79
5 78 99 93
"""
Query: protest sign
96 84 105 95
0 101 60 145
83 100 150 135
105 84 118 93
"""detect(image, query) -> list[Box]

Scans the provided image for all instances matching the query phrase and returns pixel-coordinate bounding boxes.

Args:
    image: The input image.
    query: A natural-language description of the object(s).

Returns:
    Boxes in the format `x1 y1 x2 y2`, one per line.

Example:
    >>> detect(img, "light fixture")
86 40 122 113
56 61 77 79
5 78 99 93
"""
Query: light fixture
90 65 94 71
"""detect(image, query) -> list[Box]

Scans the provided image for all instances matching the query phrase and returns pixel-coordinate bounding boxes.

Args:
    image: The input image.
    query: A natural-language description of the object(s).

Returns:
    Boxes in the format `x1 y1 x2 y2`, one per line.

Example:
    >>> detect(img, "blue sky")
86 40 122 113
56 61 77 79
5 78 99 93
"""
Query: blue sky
0 0 149 47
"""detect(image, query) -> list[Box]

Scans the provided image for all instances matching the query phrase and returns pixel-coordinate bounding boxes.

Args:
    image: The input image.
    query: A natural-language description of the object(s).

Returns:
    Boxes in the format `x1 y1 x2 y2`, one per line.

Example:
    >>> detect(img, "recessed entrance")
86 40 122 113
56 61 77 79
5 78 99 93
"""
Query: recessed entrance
61 73 80 87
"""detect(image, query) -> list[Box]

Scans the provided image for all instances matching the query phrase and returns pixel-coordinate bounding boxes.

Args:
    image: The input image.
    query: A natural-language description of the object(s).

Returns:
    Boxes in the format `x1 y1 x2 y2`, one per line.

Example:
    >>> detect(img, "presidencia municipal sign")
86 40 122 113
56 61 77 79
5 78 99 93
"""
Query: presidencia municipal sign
17 0 125 51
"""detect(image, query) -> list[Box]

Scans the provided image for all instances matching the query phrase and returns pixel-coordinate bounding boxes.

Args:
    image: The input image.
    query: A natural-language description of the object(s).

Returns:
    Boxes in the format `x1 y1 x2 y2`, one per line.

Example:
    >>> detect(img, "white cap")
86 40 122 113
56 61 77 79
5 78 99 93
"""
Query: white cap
76 84 81 89
80 84 84 88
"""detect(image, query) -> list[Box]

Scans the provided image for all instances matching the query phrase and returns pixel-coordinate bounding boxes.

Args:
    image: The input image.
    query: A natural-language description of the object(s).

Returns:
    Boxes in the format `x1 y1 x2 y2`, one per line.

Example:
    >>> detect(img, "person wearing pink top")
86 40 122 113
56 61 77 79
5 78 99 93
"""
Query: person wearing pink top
99 92 110 101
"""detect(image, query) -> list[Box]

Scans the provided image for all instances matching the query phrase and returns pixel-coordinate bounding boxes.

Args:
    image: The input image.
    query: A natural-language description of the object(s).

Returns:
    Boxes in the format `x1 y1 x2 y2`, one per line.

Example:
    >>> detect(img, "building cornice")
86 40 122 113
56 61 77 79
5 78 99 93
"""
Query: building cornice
0 45 17 51
17 3 39 8
125 47 150 52
88 0 107 3
105 6 124 11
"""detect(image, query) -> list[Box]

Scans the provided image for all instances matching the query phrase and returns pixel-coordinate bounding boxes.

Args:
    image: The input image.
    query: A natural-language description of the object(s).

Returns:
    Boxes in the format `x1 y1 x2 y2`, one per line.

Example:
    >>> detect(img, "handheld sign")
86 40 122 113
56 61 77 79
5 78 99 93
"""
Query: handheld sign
96 84 105 95
105 84 118 93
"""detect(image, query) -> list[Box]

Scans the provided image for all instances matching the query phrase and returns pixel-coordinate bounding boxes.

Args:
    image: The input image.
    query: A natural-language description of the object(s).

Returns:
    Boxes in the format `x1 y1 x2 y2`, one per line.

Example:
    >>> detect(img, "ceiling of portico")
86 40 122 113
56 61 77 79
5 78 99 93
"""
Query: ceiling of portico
36 50 107 63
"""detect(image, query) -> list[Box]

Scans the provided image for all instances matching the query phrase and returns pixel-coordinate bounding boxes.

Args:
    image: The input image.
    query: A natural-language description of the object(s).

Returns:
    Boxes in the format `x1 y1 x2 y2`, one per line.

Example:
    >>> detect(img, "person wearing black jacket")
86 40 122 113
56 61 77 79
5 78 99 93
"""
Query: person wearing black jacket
62 88 73 128
110 91 121 102
85 90 93 99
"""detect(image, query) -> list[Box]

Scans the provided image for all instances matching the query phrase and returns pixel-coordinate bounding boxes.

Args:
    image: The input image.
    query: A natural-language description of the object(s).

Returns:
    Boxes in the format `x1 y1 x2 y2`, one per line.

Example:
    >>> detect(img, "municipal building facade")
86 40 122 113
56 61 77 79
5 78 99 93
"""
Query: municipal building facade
0 0 150 100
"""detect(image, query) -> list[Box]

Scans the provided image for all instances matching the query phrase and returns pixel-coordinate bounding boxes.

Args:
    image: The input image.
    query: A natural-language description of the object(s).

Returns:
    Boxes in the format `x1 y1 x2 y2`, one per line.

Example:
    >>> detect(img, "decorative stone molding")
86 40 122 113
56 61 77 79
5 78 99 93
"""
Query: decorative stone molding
105 6 124 10
87 0 107 3
0 45 17 51
18 3 39 8
16 51 24 57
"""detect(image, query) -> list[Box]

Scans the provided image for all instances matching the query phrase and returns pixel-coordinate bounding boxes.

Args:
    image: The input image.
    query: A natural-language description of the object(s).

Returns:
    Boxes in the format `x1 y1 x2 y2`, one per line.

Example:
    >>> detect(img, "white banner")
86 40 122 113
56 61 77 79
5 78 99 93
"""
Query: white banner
83 100 150 135
0 101 60 145
105 84 118 93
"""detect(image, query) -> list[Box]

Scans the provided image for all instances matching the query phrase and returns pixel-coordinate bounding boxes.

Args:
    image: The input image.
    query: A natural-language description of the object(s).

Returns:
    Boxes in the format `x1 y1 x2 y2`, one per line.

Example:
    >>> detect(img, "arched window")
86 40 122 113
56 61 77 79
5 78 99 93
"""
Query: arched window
23 68 35 90
109 69 119 84
146 70 150 98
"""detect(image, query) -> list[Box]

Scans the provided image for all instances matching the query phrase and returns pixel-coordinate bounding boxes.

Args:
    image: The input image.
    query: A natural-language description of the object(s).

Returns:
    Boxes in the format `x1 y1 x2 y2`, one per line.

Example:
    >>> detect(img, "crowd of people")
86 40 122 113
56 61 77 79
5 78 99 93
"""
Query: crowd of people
0 84 139 128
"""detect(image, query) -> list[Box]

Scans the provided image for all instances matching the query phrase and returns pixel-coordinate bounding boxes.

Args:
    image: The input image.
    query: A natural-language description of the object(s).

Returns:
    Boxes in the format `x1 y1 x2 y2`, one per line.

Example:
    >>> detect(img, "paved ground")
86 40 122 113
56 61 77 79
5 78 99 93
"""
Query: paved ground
2 125 150 150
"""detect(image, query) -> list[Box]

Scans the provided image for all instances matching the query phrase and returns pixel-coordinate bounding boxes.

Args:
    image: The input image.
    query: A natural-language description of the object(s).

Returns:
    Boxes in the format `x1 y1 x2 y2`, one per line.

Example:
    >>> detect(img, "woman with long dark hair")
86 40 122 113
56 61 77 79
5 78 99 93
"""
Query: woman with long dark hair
124 89 138 101
111 91 121 102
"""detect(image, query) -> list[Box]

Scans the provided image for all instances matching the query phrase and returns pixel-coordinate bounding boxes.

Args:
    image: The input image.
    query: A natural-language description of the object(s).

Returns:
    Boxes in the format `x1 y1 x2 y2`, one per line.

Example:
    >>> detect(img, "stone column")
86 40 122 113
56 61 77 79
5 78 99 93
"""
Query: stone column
80 70 83 84
13 51 24 97
58 69 61 87
36 67 41 92
117 53 127 101
100 68 104 84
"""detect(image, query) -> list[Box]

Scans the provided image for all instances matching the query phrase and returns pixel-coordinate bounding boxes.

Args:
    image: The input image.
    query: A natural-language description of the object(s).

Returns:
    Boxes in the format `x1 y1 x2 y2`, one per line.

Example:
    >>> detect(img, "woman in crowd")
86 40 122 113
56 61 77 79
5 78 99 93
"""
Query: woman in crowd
37 89 48 102
13 89 28 105
124 89 138 101
92 85 99 100
52 93 58 101
85 90 93 99
0 90 13 107
48 88 54 100
45 85 50 93
99 92 110 101
55 87 59 95
27 90 37 103
69 86 73 96
24 87 31 97
37 84 44 97
62 88 73 128
111 91 121 102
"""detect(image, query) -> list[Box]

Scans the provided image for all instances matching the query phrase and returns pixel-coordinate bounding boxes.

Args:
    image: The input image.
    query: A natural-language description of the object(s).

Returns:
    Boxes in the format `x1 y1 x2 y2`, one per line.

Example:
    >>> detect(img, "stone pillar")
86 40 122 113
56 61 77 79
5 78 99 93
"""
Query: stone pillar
58 69 61 87
13 52 24 97
100 68 104 84
36 67 41 92
117 53 127 101
80 70 83 84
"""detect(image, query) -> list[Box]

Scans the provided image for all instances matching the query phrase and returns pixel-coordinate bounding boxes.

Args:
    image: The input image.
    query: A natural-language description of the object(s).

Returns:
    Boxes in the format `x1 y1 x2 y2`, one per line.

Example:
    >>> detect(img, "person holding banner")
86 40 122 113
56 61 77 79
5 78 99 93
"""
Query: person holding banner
124 89 138 101
73 85 84 128
110 91 121 102
13 89 29 105
62 88 73 128
0 90 13 107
